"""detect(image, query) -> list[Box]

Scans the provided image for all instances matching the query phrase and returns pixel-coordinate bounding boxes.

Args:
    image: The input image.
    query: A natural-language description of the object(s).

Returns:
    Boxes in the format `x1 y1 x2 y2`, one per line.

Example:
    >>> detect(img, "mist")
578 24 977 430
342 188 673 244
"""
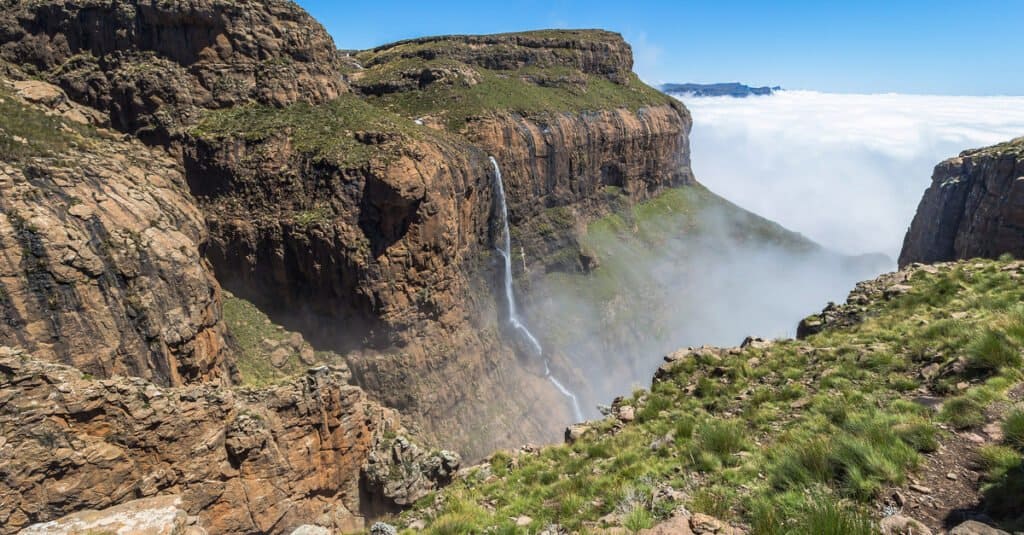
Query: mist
682 91 1024 257
521 91 1024 416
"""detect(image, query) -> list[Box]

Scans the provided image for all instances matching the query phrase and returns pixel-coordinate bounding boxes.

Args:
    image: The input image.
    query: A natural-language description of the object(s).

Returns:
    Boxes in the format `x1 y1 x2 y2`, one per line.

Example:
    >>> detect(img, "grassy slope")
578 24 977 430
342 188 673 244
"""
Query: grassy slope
394 258 1024 534
0 84 97 162
360 66 672 131
523 184 819 352
190 93 449 167
221 292 345 387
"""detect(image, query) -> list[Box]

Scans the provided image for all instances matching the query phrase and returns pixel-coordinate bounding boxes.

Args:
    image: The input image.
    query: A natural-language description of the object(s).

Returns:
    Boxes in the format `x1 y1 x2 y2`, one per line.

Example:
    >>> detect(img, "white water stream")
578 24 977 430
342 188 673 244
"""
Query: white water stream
490 156 585 422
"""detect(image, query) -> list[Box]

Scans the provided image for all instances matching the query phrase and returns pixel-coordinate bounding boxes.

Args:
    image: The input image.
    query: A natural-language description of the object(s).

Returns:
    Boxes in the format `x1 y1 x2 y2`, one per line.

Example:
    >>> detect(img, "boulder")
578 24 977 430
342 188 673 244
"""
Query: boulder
949 521 1010 535
880 514 932 535
18 495 189 535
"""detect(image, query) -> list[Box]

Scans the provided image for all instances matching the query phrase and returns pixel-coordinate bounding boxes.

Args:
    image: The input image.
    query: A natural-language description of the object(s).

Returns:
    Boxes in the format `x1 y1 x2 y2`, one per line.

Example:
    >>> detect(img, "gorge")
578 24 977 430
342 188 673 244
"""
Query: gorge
1 1 1023 534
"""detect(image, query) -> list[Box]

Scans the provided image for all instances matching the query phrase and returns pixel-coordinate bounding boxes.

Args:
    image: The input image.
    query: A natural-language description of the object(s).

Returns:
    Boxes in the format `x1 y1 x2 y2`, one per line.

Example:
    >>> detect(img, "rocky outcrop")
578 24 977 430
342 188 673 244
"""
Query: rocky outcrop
0 346 456 534
0 0 346 143
0 77 231 386
1 0 695 465
899 138 1024 267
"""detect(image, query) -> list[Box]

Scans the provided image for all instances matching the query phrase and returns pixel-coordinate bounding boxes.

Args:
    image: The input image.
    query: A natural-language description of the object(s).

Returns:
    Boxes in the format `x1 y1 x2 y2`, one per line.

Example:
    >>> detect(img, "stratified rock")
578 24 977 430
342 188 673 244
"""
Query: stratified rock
0 0 347 142
0 78 231 386
358 31 636 86
0 347 447 535
900 138 1024 267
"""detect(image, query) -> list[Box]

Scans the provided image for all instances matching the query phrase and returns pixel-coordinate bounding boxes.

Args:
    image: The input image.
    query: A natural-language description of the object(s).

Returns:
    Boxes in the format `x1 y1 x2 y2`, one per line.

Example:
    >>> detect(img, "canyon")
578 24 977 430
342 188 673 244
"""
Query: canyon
1 0 1022 534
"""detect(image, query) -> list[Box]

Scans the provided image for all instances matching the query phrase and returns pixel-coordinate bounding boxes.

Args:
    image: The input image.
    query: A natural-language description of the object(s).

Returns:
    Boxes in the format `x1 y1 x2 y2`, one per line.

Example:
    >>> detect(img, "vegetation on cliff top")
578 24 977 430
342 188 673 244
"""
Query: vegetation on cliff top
359 67 672 131
190 93 447 167
393 258 1024 533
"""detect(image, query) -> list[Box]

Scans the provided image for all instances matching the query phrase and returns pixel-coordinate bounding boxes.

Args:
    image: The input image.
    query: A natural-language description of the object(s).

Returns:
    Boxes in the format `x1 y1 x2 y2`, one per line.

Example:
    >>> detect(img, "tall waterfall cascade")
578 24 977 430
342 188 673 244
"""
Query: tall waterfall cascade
490 156 585 422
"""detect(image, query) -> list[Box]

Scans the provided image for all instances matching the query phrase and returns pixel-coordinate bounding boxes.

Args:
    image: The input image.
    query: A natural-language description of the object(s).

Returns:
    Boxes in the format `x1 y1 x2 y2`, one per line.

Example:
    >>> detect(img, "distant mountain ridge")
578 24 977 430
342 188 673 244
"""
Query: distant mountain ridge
662 82 781 97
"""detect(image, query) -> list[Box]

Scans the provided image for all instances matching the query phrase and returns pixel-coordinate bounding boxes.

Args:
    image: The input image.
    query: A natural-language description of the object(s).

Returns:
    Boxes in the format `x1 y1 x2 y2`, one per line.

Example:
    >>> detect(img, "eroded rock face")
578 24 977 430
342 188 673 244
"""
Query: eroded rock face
0 0 347 142
185 124 573 459
0 78 231 386
0 346 456 534
899 138 1024 267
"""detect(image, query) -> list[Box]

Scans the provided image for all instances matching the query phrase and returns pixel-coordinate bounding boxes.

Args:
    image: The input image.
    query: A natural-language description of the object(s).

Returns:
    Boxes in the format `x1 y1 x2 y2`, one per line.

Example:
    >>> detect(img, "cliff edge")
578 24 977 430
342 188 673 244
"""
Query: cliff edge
900 137 1024 267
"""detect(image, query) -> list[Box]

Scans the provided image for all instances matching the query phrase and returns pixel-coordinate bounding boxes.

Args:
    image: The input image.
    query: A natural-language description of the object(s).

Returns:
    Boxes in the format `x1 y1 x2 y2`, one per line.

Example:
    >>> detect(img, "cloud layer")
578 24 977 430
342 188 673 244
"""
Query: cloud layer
679 91 1024 258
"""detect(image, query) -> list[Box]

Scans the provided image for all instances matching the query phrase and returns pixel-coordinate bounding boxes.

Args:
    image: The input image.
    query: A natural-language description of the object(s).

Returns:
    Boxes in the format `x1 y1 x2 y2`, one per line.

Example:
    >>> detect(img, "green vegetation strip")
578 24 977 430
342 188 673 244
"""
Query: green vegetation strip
191 93 434 167
362 64 673 131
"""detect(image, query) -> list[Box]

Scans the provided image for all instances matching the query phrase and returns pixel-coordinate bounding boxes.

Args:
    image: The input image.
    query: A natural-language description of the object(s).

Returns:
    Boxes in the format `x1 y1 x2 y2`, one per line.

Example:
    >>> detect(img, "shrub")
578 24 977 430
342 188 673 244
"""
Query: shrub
1003 409 1024 451
966 328 1021 375
692 416 749 467
792 498 876 535
622 506 655 531
940 397 986 430
894 421 940 453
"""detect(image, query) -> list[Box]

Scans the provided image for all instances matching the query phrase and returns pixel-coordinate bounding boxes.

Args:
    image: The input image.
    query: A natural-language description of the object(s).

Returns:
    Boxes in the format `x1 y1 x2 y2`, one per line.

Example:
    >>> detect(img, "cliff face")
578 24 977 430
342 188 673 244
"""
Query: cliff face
0 346 456 534
0 77 231 386
900 137 1024 267
0 0 346 143
0 72 454 535
181 30 693 455
0 0 695 462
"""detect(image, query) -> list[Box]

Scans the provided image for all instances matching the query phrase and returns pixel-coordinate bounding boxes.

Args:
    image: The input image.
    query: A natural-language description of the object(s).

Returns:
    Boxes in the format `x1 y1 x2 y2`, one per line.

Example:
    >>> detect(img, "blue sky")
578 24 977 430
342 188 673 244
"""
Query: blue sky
296 0 1022 95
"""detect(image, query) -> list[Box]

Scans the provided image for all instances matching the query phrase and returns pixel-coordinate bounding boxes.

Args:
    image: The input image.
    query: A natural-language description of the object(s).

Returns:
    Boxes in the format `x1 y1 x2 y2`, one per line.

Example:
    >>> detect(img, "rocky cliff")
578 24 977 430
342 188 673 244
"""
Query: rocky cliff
181 29 694 456
0 346 456 534
0 1 702 528
0 0 346 143
899 137 1024 267
0 76 231 386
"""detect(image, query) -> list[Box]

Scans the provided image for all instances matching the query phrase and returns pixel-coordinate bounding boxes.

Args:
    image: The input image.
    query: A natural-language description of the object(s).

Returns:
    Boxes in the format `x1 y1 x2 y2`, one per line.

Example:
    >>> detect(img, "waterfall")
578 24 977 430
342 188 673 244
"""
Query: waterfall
490 156 585 422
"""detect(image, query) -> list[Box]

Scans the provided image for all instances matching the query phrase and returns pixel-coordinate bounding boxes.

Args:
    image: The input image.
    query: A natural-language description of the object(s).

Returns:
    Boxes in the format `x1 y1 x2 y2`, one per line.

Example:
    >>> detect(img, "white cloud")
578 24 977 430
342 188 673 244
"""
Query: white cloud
679 91 1024 258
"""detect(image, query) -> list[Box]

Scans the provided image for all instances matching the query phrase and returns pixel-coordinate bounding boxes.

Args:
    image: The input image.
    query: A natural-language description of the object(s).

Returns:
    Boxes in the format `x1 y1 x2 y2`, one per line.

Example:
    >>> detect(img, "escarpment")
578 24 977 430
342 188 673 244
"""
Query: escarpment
0 0 346 143
177 29 696 455
1 1 703 526
899 137 1024 267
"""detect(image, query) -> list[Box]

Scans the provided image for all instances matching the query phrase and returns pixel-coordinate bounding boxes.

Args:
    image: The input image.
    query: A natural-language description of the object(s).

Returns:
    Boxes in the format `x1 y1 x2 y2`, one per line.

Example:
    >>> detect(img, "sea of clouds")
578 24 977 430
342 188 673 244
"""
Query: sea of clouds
679 91 1024 259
